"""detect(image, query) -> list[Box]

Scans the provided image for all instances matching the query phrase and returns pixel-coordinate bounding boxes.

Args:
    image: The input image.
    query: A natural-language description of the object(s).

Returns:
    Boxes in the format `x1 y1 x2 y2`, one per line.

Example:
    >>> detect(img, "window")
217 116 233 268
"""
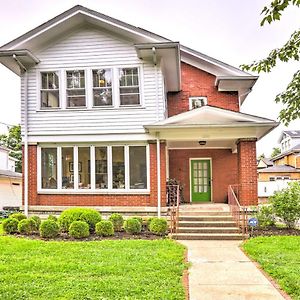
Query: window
62 147 74 189
119 68 140 105
112 146 125 189
269 177 275 181
189 97 207 110
95 147 108 189
41 72 59 108
66 70 86 107
129 146 147 189
41 148 57 189
93 69 112 106
78 147 90 189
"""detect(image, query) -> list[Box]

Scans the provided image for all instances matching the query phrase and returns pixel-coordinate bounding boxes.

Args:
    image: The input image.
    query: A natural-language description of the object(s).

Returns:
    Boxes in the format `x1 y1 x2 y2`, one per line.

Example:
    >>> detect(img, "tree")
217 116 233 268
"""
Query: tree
241 0 300 125
0 125 22 172
271 147 281 158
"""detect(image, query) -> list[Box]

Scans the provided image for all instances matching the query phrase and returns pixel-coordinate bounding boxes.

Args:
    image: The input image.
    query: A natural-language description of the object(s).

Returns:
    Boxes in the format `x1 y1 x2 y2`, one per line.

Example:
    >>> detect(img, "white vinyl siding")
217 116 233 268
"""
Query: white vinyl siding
21 28 164 137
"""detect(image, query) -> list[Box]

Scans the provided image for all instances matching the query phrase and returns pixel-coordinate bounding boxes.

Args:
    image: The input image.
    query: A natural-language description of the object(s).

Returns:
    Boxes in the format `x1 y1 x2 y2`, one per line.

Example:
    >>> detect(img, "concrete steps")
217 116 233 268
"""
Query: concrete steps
172 207 244 240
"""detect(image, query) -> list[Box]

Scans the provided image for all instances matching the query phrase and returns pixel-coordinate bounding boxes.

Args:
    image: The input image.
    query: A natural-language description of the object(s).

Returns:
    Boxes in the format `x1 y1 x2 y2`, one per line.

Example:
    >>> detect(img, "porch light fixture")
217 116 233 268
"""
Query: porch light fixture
198 141 206 146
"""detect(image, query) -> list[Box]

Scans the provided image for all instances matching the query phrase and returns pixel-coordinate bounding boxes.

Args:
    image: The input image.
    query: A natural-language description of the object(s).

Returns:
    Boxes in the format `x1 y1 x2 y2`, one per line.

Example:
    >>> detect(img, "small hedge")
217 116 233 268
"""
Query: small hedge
47 215 58 222
132 217 143 226
95 220 114 237
109 213 124 231
58 208 101 232
30 216 41 229
147 217 155 230
40 220 60 238
10 212 27 221
124 218 142 234
2 218 19 234
149 218 168 235
18 218 38 235
69 221 90 239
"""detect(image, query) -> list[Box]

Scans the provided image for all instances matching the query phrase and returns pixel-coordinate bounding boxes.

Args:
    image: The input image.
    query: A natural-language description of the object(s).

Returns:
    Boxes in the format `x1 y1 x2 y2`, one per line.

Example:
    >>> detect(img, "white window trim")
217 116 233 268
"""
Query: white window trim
189 96 208 110
37 144 150 194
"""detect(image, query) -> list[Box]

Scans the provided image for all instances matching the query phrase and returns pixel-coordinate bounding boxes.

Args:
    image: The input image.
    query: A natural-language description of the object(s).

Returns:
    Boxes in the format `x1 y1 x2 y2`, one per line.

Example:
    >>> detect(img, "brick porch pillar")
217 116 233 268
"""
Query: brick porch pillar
237 139 258 206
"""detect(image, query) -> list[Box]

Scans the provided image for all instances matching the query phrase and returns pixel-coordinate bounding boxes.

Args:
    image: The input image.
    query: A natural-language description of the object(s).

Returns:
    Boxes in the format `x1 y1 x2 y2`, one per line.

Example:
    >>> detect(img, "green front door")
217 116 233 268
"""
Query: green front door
190 159 211 202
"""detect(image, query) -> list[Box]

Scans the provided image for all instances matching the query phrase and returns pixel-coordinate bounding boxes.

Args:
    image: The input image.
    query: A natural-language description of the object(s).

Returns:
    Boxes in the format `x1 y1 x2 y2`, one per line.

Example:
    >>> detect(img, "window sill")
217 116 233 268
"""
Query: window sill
38 189 150 195
36 106 146 112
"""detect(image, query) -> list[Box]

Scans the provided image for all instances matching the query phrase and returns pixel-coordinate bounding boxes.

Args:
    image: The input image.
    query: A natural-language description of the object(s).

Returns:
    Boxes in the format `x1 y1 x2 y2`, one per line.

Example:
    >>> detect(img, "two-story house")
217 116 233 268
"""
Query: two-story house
0 6 278 216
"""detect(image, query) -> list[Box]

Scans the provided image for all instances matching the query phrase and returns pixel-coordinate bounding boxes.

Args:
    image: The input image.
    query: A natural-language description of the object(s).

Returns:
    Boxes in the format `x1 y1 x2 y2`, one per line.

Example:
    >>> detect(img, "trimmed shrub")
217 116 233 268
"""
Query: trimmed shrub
48 215 58 222
252 205 275 228
40 220 60 238
146 217 154 230
95 220 114 237
2 217 19 234
123 218 142 234
270 181 300 228
10 212 27 221
149 218 168 235
18 218 37 235
69 221 90 239
30 216 41 230
58 208 101 232
132 217 143 225
108 213 124 231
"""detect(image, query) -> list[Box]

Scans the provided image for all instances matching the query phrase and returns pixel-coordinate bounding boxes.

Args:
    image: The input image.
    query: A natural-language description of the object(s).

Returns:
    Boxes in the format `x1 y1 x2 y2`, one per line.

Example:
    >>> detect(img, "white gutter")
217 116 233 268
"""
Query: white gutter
156 135 161 218
13 54 28 216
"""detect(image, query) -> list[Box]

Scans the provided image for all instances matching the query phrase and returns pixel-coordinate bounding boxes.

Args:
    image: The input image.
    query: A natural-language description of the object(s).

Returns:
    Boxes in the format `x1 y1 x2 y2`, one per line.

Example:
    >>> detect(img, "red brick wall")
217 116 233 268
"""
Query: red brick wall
167 62 239 117
168 149 238 203
24 144 166 207
237 140 258 206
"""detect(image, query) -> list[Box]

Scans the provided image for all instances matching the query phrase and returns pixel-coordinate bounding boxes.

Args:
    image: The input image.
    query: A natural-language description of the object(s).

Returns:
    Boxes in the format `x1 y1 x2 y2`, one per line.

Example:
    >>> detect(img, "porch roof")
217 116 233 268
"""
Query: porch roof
144 106 279 142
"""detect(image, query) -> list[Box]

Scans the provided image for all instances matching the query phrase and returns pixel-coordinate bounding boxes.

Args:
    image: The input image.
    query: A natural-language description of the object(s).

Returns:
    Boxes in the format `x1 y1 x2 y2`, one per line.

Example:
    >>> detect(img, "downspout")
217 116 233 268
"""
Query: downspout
156 134 161 218
13 54 28 216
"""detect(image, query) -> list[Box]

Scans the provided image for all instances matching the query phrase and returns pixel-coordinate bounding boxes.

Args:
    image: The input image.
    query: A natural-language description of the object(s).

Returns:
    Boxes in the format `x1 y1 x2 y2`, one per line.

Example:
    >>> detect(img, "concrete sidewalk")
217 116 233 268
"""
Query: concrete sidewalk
180 240 285 300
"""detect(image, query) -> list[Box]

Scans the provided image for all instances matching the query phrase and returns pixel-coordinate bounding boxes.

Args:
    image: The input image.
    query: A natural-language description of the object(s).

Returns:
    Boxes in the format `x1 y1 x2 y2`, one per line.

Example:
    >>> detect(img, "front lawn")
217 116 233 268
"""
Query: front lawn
0 237 186 299
243 236 300 299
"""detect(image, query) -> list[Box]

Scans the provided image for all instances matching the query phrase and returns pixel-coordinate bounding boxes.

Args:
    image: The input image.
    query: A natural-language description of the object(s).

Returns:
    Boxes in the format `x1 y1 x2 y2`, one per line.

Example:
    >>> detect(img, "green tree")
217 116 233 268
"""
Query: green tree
241 0 300 125
0 125 22 172
258 153 265 159
271 147 281 158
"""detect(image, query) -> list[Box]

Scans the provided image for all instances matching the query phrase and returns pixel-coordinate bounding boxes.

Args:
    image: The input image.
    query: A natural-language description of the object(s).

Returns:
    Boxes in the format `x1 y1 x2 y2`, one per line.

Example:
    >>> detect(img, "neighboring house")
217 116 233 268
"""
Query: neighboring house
0 6 278 216
257 157 273 169
257 131 300 202
0 146 22 210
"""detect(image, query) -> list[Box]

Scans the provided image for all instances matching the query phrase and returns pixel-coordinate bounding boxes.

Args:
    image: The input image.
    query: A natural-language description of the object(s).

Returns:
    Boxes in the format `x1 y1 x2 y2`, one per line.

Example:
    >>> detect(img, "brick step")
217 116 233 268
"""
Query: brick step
179 211 231 216
177 227 240 234
178 215 233 222
171 233 244 240
179 221 237 227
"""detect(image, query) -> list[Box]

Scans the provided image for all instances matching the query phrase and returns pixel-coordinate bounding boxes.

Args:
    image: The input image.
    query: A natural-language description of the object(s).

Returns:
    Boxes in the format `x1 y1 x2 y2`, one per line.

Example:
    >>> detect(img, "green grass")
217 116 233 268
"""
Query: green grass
243 236 300 299
0 236 186 300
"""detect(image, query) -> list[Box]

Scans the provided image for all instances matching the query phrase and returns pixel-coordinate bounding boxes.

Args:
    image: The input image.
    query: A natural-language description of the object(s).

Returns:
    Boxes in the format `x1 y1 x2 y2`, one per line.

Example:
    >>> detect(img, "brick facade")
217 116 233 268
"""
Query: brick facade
24 144 166 207
168 149 238 203
237 139 258 206
167 62 239 117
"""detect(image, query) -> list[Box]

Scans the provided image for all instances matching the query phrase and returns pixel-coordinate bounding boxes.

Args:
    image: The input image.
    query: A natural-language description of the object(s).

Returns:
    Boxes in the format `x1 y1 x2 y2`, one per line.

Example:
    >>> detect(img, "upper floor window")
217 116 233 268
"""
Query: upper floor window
66 70 86 107
41 72 59 109
119 68 140 105
93 69 112 106
189 96 207 110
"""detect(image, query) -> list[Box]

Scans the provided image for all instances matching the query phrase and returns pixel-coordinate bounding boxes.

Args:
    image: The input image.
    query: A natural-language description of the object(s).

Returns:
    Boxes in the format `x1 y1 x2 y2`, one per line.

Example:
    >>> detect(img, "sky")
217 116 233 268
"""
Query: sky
0 0 299 156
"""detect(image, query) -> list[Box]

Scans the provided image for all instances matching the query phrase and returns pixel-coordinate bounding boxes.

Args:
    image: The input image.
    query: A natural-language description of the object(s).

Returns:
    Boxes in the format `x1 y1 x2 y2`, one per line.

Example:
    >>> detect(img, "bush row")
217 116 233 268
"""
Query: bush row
2 208 168 239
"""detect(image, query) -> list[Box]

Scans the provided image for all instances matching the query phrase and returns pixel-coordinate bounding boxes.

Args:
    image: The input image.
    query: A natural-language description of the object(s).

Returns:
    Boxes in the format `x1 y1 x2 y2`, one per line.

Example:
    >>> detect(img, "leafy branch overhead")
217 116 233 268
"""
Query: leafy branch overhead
241 0 300 125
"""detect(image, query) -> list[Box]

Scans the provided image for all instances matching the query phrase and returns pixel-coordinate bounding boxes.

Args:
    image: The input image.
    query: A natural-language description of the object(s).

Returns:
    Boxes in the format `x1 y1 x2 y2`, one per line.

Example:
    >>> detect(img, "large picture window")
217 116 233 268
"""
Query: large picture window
119 68 140 105
93 69 112 106
40 145 148 191
41 72 60 109
66 70 86 107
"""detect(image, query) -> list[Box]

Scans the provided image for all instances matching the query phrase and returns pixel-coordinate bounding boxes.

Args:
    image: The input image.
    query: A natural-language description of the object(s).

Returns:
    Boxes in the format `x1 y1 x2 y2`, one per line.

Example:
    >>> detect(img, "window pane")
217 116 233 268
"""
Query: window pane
95 147 108 189
41 91 59 108
120 94 140 105
119 68 140 105
66 71 85 88
66 70 86 107
112 146 125 189
78 147 90 189
129 146 147 189
41 72 59 89
93 69 112 87
62 147 74 189
67 90 86 107
41 148 57 189
93 88 112 106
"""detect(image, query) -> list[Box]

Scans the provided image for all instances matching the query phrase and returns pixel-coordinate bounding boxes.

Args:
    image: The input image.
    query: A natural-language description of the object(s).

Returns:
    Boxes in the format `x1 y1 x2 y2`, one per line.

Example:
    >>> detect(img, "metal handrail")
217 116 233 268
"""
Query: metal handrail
228 184 248 238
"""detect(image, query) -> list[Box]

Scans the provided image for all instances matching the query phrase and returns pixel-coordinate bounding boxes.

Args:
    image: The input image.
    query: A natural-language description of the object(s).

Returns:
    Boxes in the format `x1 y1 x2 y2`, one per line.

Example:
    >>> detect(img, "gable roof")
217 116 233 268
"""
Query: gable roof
258 165 300 173
278 130 300 143
0 5 257 101
272 143 300 161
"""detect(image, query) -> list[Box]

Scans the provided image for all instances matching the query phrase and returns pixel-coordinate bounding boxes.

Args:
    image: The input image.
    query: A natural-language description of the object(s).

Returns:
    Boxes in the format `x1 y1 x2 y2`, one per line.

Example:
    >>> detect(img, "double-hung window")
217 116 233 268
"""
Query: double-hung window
40 72 60 109
119 67 140 105
93 69 112 106
66 70 86 107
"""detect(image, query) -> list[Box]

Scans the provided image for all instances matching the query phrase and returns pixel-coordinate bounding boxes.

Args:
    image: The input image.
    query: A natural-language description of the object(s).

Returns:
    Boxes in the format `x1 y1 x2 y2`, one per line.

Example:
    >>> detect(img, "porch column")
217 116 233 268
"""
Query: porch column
237 138 258 206
156 136 161 217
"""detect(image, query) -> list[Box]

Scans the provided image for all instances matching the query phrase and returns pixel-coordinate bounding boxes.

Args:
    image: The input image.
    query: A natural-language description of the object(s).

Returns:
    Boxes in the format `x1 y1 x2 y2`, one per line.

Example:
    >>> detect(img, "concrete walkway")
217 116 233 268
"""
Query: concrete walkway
180 240 285 300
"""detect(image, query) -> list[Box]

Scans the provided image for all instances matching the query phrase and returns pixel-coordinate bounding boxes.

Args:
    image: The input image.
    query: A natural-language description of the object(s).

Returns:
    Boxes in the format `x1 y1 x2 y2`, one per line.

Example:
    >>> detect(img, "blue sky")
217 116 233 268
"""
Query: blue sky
0 0 299 156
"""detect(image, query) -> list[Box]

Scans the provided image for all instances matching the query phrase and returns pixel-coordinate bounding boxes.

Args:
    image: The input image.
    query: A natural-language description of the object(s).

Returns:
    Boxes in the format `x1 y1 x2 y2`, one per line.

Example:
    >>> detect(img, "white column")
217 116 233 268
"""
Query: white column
156 135 161 218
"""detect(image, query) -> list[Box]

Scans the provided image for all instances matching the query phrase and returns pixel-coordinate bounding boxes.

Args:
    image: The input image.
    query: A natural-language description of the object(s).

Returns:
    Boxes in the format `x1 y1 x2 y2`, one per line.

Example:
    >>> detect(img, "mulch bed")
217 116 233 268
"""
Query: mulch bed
249 226 300 238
